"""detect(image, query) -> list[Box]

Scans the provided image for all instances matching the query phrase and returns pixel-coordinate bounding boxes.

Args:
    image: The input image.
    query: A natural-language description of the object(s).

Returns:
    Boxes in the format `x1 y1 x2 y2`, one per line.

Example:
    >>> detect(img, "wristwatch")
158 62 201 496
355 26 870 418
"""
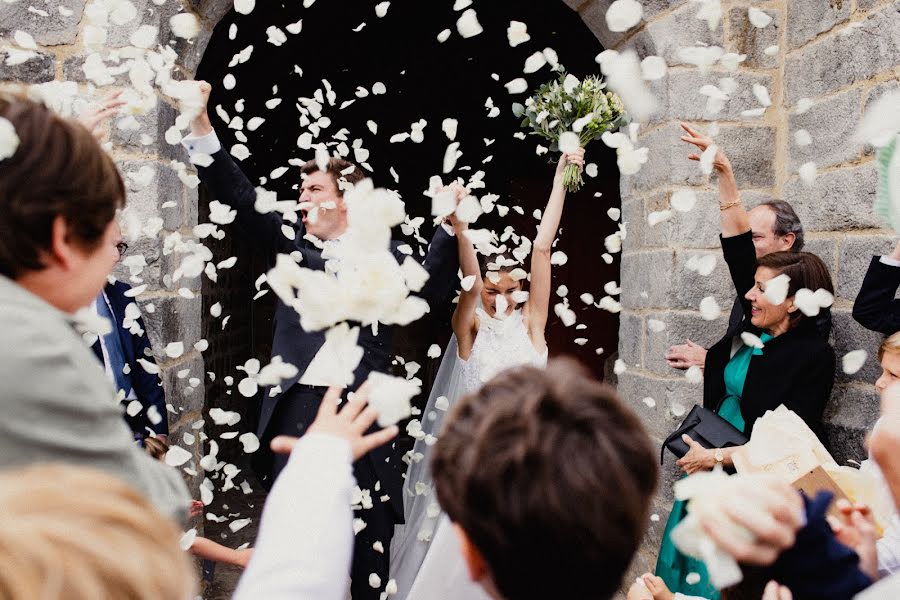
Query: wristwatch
714 449 725 466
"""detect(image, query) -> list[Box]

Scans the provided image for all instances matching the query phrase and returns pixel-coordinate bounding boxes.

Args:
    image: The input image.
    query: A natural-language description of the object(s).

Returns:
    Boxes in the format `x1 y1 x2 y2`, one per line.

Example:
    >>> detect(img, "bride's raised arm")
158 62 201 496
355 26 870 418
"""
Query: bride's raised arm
448 183 483 350
527 149 584 340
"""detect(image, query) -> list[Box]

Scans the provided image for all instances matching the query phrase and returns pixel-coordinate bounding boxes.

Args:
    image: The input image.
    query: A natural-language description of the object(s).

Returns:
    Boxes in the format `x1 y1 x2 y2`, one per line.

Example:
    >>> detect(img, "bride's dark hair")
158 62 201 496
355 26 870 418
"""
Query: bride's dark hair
477 250 522 280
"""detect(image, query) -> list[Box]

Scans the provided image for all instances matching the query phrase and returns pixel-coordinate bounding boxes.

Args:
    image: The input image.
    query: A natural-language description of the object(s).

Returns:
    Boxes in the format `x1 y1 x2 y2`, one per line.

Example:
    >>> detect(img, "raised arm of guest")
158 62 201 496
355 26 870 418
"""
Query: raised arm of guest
448 184 484 354
679 123 755 309
526 149 584 349
183 81 325 270
415 203 461 316
233 386 397 600
853 239 900 335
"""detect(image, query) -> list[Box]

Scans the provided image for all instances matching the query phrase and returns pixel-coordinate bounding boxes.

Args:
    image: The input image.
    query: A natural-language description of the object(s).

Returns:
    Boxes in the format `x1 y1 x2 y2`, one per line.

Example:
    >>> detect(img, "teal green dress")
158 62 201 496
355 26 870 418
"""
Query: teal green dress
654 333 773 598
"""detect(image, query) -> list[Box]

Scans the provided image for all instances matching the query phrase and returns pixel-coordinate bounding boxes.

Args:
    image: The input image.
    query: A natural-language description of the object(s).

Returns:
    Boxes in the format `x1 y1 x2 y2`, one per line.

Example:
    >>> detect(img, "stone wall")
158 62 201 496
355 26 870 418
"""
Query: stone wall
567 0 900 581
0 0 214 500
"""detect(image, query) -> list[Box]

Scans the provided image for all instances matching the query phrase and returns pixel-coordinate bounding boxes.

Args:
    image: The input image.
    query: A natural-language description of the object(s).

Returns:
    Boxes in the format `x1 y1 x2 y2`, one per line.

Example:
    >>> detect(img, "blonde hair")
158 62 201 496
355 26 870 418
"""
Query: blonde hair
0 464 196 600
879 331 900 362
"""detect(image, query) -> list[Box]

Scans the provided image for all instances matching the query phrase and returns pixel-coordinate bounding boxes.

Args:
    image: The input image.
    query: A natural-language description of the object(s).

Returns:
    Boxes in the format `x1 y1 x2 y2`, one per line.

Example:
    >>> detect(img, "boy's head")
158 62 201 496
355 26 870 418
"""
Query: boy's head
0 464 195 600
432 358 658 600
0 94 126 313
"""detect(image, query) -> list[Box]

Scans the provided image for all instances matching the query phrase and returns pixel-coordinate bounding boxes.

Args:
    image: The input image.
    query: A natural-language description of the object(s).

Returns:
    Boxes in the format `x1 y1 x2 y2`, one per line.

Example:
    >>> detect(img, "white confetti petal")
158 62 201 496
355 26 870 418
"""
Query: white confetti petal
798 161 817 186
686 365 703 384
795 98 814 114
507 20 530 47
169 13 200 39
648 210 672 227
524 51 547 74
763 273 790 306
699 296 721 320
165 341 185 358
456 9 483 38
740 331 765 349
648 319 666 333
642 397 657 408
752 83 772 108
504 78 528 95
842 350 868 375
437 28 451 42
14 30 37 50
614 359 627 375
748 7 773 28
794 129 812 146
699 144 718 175
558 131 580 154
670 190 697 212
375 1 390 17
165 445 192 467
606 0 643 32
234 0 255 15
640 55 668 81
239 432 260 453
0 117 20 161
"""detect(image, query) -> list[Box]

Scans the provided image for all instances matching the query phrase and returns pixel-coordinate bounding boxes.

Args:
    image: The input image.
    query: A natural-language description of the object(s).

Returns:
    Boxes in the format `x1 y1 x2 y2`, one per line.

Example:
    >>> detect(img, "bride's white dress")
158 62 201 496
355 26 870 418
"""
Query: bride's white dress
390 308 547 600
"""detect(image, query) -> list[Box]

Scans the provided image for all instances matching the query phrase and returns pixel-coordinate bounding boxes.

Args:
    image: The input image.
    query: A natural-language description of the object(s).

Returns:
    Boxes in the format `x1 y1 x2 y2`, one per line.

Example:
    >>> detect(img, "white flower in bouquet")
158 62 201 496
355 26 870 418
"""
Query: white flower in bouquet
514 73 627 192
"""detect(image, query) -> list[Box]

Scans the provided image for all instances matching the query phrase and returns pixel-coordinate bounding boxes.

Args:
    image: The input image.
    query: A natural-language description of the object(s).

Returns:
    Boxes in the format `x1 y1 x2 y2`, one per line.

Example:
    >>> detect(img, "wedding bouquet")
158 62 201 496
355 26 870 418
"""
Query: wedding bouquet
515 73 626 192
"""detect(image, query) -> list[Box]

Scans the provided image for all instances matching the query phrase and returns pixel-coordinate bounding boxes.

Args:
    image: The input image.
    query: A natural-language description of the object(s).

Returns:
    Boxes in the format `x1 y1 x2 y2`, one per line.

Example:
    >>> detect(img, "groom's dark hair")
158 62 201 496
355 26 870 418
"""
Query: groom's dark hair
299 157 365 195
432 358 658 600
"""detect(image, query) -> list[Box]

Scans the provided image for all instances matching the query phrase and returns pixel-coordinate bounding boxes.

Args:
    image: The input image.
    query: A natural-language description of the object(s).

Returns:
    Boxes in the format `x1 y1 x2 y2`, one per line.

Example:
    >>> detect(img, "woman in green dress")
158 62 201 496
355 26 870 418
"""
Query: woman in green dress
654 124 837 598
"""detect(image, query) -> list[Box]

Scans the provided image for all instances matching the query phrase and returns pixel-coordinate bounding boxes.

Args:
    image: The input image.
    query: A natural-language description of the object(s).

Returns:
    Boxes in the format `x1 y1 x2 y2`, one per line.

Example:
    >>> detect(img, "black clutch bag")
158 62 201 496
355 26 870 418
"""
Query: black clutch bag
661 403 749 464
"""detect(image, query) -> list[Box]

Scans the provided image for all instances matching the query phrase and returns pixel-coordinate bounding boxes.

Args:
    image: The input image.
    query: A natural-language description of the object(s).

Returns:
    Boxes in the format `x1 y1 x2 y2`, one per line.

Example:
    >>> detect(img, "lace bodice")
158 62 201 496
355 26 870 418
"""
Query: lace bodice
459 308 548 394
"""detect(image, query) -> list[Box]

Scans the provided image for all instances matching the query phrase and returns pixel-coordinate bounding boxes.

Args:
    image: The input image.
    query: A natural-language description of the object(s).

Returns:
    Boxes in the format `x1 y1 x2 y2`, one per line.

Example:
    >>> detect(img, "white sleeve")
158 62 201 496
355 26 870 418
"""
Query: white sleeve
181 130 222 155
440 222 456 237
675 594 711 600
878 515 900 577
880 255 900 268
233 432 355 600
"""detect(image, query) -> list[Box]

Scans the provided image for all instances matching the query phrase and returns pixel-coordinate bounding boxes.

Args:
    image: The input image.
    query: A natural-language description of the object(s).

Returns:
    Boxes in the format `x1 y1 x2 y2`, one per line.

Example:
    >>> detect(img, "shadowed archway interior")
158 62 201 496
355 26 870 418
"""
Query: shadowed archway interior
193 1 620 594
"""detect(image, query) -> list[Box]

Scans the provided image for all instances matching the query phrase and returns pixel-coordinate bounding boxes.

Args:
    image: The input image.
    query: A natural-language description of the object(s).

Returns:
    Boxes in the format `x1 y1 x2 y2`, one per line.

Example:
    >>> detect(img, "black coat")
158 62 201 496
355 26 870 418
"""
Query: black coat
91 280 168 437
703 232 836 442
197 148 459 516
852 256 900 335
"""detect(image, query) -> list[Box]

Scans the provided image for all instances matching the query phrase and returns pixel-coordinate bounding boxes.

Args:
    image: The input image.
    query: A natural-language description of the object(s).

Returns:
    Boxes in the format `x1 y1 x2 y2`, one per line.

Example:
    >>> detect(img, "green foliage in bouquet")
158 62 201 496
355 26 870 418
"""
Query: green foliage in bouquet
514 73 627 192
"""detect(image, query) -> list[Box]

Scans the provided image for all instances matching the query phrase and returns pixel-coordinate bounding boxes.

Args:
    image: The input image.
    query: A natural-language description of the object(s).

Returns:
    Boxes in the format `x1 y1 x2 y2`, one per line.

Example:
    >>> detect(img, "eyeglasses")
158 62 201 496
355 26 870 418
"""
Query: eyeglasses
115 242 128 258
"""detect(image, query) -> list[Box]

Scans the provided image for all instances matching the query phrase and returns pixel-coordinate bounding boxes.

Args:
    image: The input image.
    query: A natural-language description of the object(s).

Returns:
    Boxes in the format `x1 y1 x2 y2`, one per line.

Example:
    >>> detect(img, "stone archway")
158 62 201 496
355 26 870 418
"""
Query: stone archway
2 0 897 590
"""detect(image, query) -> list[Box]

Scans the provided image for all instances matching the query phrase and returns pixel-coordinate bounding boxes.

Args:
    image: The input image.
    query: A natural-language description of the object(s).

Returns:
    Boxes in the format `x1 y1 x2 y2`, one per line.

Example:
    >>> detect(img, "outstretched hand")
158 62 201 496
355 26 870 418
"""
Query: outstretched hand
186 80 213 136
827 499 879 581
270 384 398 461
680 122 732 174
78 90 126 140
555 147 585 181
666 339 707 370
443 181 469 231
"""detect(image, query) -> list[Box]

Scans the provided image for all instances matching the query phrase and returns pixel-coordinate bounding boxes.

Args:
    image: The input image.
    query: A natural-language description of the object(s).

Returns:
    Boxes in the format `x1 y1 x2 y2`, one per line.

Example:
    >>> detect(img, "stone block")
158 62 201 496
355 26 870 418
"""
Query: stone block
620 249 675 309
788 87 863 171
642 2 724 66
621 123 685 197
836 234 897 300
662 69 775 122
112 231 164 288
562 0 589 10
0 51 54 83
673 248 733 310
161 354 206 415
787 0 852 50
824 383 880 465
716 125 777 189
831 308 888 386
784 4 900 105
0 0 86 45
727 7 780 69
579 0 634 50
119 160 188 232
621 197 644 252
111 99 180 159
644 309 730 375
665 190 723 249
143 294 203 361
803 237 839 274
619 311 644 367
857 0 886 12
783 162 880 233
616 370 693 442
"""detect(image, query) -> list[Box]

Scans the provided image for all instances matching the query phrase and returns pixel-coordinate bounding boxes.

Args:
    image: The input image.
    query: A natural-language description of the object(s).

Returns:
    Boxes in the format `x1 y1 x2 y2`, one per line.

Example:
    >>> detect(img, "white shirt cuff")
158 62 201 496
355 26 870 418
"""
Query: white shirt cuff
440 222 456 237
181 130 222 156
880 255 900 268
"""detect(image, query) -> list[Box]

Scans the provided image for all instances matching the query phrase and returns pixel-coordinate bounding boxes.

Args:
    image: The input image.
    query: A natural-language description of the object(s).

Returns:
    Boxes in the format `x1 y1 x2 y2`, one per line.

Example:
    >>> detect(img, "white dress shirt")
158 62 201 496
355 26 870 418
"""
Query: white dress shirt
91 291 137 401
880 255 900 268
233 432 355 600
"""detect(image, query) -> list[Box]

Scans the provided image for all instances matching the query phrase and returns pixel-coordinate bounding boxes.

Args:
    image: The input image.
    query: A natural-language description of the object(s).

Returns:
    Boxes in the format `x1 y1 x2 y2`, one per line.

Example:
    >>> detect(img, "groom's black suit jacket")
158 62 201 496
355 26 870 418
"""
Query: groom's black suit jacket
197 148 459 518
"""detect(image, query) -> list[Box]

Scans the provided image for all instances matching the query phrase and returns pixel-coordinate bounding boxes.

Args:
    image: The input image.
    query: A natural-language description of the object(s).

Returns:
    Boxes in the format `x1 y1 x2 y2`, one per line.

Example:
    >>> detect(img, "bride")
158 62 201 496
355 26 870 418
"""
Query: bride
389 149 585 599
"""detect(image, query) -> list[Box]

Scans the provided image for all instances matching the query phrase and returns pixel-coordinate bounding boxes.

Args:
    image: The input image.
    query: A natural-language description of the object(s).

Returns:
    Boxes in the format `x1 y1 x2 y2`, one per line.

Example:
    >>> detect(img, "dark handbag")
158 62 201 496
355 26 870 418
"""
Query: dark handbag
661 402 749 464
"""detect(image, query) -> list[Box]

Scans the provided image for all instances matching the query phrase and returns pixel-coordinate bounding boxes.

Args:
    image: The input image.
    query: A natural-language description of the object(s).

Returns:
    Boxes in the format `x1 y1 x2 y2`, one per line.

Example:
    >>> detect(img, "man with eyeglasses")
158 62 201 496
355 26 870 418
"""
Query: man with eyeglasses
90 230 168 443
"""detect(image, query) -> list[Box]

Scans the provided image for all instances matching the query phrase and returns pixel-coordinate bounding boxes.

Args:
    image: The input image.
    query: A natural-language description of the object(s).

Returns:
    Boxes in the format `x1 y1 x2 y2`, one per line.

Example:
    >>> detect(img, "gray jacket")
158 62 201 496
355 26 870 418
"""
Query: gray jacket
0 276 189 523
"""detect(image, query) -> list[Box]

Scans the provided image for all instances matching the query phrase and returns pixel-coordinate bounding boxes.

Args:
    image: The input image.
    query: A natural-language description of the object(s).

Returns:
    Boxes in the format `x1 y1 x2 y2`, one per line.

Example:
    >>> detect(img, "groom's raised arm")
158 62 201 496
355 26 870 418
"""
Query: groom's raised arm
182 81 326 271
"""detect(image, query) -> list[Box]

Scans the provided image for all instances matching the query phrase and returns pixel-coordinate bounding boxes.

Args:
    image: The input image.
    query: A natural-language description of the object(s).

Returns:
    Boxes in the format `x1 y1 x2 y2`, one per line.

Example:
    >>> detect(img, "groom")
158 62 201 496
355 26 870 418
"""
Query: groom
182 81 460 600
